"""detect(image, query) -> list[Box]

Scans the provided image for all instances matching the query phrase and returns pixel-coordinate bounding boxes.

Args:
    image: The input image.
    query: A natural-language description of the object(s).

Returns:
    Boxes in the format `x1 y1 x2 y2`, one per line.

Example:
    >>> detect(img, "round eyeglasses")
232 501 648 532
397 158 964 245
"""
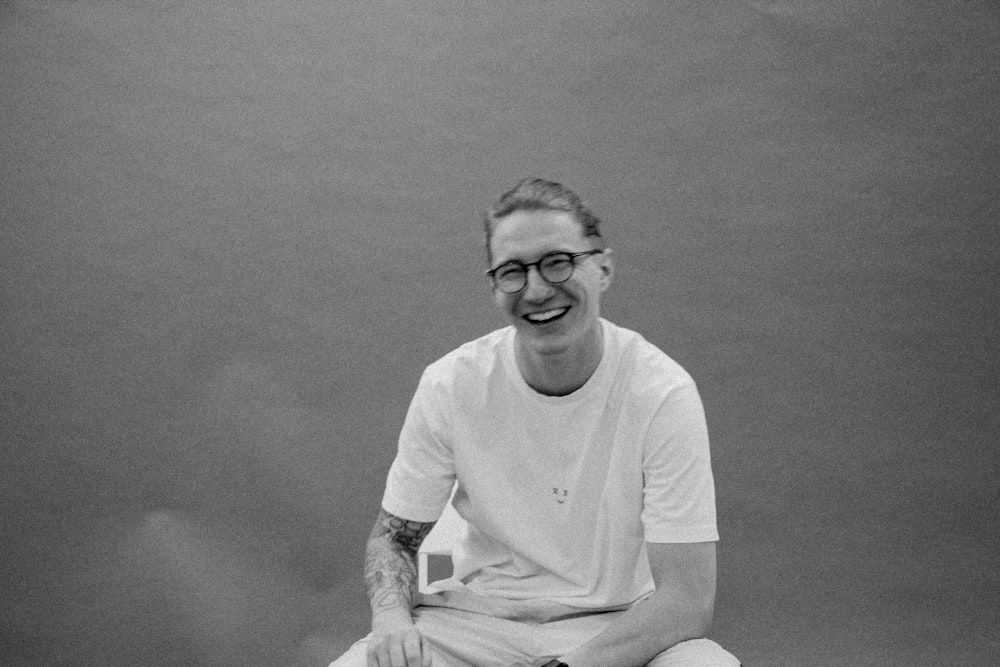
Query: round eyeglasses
486 249 604 294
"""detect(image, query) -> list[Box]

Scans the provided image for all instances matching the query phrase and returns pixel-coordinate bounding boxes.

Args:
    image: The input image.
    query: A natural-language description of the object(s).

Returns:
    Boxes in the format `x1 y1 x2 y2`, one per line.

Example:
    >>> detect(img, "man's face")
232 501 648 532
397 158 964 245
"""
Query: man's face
488 209 613 359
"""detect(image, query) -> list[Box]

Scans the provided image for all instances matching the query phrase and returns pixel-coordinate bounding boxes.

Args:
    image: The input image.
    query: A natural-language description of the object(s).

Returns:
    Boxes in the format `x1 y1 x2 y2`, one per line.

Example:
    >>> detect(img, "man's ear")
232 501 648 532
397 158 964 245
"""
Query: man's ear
598 248 614 290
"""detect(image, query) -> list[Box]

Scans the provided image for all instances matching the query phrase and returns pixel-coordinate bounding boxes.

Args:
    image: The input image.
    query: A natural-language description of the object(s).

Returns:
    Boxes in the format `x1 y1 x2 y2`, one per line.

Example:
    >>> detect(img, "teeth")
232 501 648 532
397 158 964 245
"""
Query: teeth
526 308 566 322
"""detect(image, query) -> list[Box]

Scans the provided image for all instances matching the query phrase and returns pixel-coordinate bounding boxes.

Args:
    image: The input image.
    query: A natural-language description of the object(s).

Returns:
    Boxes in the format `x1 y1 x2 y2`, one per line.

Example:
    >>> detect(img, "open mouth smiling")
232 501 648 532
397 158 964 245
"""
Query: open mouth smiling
524 307 569 324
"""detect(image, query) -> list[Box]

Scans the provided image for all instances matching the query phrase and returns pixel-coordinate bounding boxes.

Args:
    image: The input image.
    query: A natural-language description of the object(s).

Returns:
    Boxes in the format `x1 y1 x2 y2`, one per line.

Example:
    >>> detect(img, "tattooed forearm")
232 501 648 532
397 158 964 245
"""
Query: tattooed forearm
363 509 436 618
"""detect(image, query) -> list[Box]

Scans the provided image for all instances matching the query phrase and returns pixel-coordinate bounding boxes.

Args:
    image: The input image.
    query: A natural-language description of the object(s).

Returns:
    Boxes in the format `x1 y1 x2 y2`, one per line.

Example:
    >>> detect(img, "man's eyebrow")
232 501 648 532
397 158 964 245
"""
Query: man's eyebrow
489 254 523 269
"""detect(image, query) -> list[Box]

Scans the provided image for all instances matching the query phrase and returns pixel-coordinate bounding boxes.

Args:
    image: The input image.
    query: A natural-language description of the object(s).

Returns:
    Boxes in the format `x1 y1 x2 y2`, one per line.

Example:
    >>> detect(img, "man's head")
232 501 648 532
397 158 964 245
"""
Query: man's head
483 178 604 266
484 178 614 376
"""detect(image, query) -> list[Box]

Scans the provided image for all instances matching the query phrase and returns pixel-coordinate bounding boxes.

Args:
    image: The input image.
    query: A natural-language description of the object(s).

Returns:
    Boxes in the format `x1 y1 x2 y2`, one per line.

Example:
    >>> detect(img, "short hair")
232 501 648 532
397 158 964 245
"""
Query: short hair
483 178 604 264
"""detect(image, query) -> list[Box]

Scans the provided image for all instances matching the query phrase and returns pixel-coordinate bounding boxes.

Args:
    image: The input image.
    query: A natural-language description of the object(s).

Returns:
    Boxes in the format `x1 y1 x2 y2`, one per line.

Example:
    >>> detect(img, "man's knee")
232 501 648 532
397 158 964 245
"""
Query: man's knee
327 635 370 667
648 638 740 667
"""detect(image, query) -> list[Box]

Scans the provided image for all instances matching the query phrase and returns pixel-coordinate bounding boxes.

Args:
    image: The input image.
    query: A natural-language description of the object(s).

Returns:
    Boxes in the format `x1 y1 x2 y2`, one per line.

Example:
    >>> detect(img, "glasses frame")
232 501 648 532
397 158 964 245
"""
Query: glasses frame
486 249 604 294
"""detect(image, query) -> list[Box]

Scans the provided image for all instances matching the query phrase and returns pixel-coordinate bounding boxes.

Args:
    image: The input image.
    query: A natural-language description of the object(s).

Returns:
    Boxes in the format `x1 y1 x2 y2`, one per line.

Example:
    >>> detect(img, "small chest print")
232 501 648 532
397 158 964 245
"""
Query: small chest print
552 487 569 504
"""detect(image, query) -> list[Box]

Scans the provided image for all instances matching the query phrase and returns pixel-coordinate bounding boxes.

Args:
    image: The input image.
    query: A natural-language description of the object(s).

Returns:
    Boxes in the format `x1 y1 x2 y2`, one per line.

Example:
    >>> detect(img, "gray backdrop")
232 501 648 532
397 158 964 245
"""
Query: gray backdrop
2 1 997 665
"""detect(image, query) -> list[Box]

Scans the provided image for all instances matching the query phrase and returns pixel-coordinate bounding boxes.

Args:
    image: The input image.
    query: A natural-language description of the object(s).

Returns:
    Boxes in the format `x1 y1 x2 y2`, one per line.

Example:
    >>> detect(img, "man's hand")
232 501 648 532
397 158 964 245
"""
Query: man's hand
366 608 433 667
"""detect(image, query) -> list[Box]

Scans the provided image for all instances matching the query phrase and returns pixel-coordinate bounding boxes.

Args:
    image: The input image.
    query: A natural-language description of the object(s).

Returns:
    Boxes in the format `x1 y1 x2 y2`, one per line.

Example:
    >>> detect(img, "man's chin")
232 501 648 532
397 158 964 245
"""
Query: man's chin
515 328 574 357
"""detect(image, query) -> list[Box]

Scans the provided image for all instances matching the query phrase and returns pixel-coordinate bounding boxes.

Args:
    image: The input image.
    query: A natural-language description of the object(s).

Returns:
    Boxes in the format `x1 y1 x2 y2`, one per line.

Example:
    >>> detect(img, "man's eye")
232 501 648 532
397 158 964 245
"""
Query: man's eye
541 256 572 270
496 265 525 280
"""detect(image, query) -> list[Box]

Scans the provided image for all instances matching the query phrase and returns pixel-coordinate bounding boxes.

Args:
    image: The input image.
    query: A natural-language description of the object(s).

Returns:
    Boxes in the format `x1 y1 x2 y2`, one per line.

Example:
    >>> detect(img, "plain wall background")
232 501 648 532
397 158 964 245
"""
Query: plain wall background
2 1 997 665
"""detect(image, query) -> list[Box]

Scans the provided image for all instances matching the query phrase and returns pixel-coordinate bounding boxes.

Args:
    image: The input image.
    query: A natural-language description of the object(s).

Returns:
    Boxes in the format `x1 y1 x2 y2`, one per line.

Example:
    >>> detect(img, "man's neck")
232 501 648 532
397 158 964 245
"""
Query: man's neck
514 328 604 397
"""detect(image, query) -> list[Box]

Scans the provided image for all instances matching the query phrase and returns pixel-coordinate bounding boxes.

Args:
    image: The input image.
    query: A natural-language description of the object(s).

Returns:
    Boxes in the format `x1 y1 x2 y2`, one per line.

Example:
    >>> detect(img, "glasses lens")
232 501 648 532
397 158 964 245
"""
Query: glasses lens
494 264 526 293
538 254 575 283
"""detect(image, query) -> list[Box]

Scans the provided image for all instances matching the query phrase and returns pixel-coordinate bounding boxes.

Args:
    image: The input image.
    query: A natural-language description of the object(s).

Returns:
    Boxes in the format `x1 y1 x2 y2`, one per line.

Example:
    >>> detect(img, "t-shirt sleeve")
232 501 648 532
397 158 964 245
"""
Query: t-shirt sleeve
381 367 456 523
641 379 719 543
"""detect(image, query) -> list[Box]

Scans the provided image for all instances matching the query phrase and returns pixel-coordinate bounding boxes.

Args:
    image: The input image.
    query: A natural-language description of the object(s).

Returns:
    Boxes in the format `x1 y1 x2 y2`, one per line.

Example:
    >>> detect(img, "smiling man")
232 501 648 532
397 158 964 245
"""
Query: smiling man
331 178 740 667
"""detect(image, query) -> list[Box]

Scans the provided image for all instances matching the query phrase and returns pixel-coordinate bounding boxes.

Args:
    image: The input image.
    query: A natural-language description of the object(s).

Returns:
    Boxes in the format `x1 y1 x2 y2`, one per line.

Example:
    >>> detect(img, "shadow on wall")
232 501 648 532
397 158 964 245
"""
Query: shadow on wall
41 511 356 666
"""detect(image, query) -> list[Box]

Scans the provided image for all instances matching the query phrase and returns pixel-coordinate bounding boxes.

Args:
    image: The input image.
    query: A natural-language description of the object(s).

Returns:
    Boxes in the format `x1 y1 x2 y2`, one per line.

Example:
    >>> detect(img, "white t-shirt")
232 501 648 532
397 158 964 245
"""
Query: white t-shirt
382 319 718 611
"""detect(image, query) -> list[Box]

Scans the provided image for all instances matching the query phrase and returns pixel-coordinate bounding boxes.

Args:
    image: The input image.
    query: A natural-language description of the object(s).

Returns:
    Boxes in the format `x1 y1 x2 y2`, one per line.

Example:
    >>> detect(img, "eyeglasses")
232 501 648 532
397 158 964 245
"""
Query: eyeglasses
486 249 604 294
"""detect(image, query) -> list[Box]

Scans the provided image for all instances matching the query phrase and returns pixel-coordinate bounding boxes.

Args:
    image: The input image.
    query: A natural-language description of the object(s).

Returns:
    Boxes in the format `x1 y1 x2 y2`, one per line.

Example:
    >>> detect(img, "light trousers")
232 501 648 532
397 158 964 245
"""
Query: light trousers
330 605 739 666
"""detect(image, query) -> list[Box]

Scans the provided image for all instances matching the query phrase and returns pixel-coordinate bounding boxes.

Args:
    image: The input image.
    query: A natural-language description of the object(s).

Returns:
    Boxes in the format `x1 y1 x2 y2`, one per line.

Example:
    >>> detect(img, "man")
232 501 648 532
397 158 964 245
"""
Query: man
332 178 739 666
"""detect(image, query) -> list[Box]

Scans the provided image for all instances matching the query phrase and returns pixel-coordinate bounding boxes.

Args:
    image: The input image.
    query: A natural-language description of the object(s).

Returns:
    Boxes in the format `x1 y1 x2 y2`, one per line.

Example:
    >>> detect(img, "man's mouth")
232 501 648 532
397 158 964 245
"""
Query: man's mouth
524 307 569 324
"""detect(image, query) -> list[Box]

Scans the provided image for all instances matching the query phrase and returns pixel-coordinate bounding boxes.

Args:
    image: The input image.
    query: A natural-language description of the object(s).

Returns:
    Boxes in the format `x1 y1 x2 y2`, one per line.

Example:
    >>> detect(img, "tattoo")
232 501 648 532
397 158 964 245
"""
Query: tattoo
363 509 436 617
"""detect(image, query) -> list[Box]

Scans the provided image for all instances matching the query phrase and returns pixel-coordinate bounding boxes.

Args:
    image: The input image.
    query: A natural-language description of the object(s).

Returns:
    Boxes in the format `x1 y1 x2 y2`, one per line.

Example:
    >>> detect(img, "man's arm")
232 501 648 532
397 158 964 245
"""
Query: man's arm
363 508 436 667
556 541 717 667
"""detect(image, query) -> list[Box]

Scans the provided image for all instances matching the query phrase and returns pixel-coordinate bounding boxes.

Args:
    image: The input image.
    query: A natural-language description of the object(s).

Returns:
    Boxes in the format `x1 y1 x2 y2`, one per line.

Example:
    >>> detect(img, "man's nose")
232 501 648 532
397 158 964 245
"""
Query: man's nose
522 265 555 301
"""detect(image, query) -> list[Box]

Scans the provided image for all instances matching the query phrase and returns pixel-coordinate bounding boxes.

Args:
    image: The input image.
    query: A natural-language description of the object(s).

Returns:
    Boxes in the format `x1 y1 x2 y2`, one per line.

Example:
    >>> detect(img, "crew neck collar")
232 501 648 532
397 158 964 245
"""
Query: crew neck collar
503 319 612 403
